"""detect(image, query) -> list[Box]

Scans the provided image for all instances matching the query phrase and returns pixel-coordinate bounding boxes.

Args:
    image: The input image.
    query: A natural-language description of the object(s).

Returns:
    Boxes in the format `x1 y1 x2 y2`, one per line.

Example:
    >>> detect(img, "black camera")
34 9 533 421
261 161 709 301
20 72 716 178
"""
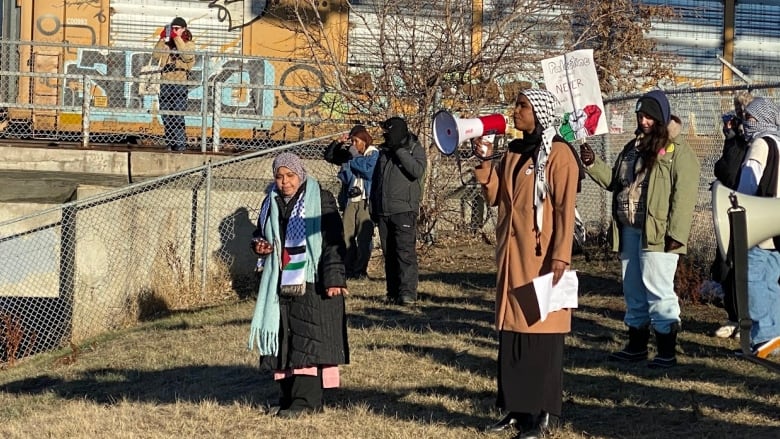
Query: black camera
347 186 363 198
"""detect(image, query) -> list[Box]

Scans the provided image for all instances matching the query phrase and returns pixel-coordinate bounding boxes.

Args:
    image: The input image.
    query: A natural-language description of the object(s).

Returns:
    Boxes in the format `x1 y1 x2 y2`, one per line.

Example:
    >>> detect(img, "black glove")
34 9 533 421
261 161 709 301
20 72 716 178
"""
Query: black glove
387 141 403 152
580 142 595 167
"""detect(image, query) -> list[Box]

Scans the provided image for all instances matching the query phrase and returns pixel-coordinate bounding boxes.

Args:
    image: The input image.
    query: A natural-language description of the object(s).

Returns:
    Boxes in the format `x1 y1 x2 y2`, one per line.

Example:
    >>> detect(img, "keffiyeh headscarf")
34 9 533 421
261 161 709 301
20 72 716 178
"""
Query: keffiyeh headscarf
520 89 563 238
743 97 780 142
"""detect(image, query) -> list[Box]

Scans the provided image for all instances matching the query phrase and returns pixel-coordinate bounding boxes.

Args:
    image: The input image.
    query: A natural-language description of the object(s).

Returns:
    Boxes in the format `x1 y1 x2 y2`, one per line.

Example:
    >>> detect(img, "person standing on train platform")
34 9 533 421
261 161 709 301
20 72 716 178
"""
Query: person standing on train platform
152 17 195 152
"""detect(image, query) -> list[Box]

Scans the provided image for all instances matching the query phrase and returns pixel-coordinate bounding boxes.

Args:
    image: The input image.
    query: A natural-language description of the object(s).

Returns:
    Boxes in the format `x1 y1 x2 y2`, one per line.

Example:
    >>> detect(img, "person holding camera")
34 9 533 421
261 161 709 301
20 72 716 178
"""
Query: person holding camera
152 17 195 152
370 117 427 305
324 125 380 280
732 96 780 358
710 91 753 339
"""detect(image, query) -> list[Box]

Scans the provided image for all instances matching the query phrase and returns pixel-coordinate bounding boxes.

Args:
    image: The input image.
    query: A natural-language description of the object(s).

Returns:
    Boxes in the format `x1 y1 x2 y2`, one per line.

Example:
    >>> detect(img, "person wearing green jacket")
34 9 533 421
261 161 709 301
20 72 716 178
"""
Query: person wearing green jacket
580 90 700 368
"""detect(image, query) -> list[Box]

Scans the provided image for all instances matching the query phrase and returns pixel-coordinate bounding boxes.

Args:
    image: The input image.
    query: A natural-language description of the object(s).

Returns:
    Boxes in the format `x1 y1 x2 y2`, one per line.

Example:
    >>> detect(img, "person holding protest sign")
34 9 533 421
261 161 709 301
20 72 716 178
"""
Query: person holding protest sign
580 90 700 369
474 89 579 438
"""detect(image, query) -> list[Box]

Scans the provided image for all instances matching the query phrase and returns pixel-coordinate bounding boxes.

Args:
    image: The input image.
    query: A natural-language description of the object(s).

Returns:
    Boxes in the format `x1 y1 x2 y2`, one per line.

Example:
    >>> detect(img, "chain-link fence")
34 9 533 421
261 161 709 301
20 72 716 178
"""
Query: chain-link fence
3 36 780 364
433 84 780 264
0 39 351 151
0 136 349 363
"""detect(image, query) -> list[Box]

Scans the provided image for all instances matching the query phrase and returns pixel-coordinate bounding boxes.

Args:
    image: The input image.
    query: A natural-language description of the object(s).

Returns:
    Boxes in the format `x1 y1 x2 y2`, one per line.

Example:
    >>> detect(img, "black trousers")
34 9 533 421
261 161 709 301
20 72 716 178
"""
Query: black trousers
278 371 323 410
497 331 564 417
711 251 738 322
376 212 419 299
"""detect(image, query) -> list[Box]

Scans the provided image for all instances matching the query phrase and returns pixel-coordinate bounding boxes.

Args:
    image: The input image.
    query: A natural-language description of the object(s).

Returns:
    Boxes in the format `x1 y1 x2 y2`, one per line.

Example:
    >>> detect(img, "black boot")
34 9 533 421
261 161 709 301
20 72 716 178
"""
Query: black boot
512 412 559 439
609 326 650 362
276 374 324 417
485 412 534 432
649 324 679 369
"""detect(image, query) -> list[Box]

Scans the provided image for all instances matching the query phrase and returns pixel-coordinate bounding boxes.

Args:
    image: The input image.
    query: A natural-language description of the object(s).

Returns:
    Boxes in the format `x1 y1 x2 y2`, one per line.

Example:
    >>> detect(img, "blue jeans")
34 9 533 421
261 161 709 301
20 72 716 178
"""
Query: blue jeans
620 226 681 333
746 247 780 345
159 83 188 151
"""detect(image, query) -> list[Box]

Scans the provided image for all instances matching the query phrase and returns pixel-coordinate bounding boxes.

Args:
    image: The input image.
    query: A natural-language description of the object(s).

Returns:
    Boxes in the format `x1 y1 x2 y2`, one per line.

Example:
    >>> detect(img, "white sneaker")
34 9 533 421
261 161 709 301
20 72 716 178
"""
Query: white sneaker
714 321 738 338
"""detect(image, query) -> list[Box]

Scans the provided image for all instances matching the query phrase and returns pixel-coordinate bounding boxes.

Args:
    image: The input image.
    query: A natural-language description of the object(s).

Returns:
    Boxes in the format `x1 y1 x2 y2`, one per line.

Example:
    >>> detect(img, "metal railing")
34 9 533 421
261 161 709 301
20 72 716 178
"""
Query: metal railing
0 39 348 151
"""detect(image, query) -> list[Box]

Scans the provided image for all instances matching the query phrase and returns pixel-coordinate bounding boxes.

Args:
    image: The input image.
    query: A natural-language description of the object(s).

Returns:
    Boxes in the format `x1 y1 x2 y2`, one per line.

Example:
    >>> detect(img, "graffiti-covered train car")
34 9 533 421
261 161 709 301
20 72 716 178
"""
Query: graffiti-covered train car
4 0 349 144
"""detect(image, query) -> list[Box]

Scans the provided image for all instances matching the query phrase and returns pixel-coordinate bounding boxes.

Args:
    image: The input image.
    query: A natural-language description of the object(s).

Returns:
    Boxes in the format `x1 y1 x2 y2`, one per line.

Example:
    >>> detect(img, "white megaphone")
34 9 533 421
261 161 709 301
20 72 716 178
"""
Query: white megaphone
432 110 507 156
712 181 780 260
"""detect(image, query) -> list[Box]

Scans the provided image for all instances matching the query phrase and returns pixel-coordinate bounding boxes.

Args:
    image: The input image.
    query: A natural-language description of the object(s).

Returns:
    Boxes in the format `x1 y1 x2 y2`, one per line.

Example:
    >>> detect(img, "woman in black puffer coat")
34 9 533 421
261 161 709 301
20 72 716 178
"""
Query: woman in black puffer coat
249 152 349 417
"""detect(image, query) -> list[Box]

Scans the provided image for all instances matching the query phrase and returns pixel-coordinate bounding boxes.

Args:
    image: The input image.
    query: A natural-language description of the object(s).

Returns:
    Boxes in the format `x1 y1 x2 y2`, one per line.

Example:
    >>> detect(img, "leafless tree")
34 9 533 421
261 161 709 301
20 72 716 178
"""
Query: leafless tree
269 0 677 238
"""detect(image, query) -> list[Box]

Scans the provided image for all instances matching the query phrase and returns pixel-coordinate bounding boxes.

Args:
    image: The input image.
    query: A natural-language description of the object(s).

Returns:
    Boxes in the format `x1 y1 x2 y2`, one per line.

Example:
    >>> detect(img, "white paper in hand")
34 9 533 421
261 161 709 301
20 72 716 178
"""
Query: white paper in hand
532 271 579 322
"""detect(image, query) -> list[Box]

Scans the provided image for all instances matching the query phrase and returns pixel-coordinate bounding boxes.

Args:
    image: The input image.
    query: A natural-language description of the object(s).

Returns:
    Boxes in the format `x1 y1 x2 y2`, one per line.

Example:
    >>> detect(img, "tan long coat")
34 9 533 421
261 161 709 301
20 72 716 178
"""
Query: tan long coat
475 141 579 333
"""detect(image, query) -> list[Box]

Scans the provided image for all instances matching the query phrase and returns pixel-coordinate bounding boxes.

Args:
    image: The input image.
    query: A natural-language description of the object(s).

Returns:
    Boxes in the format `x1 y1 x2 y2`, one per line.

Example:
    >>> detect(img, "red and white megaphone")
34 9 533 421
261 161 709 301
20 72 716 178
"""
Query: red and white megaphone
432 110 507 156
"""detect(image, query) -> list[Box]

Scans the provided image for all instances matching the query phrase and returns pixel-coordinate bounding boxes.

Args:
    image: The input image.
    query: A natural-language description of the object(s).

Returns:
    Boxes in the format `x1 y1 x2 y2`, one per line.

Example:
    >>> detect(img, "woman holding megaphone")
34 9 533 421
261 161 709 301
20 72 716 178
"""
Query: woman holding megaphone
473 89 579 438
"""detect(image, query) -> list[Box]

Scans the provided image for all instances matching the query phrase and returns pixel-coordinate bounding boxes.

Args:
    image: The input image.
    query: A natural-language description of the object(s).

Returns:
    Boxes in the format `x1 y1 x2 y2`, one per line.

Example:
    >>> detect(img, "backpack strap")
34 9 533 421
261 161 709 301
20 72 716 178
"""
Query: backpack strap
756 135 780 198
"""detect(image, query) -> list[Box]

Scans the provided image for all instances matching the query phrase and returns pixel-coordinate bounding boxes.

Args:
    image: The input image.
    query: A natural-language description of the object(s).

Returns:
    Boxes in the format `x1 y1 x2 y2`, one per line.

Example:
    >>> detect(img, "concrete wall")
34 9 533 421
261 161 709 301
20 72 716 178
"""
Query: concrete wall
0 144 229 206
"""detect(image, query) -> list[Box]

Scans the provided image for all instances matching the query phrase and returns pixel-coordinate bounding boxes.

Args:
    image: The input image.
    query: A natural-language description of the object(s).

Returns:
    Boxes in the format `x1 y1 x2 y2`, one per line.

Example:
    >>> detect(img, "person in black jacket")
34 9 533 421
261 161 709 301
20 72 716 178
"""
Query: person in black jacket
710 91 753 339
370 117 427 305
248 152 349 417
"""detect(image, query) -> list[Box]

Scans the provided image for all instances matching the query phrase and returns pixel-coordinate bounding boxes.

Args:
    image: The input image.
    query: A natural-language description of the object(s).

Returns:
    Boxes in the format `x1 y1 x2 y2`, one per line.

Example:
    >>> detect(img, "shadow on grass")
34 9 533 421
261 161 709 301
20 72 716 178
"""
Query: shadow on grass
0 365 271 407
328 385 495 429
4 357 777 438
418 270 496 290
560 371 780 438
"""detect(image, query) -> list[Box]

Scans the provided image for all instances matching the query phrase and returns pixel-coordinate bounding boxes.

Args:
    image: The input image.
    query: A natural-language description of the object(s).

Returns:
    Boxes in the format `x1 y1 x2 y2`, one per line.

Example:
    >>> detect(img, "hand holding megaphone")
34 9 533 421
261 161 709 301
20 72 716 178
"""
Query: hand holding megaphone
472 137 494 160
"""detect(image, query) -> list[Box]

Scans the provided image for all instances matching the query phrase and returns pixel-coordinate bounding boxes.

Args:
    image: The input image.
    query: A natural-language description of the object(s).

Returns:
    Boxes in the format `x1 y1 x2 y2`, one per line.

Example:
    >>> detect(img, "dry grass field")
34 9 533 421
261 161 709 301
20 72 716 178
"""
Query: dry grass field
0 239 778 438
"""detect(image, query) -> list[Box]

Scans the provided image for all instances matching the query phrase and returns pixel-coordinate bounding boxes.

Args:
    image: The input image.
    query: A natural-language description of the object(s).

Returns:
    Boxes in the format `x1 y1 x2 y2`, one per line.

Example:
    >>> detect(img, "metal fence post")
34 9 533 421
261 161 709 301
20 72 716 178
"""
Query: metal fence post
200 52 210 153
82 75 91 148
213 82 222 152
200 160 213 296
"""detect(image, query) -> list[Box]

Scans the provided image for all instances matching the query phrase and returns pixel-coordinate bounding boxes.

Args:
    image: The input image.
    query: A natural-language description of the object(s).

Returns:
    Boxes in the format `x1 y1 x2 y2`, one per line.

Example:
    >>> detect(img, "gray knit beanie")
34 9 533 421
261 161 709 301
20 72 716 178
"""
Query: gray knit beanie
272 152 307 181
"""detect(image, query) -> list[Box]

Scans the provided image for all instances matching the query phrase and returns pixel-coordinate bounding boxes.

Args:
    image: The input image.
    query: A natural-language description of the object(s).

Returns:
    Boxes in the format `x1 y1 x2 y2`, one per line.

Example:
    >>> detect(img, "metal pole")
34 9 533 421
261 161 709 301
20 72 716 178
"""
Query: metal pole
213 82 222 152
82 75 91 148
722 0 736 85
200 52 210 152
200 160 212 296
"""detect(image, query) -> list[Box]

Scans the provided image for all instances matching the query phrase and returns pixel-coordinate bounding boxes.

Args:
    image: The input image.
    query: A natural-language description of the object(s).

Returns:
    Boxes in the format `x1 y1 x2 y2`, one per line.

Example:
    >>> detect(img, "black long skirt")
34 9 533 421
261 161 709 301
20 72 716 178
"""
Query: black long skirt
496 331 564 417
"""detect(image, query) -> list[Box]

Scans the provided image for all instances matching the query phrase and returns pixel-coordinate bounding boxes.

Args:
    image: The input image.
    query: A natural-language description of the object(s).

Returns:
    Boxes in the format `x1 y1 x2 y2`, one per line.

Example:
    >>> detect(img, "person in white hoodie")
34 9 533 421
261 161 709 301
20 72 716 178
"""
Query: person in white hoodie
735 96 780 358
324 125 380 279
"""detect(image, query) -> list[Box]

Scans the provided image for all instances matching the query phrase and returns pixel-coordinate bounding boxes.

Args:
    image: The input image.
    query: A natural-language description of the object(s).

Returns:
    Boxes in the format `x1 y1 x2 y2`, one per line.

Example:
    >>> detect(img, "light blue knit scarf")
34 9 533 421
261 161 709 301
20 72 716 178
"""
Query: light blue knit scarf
248 177 323 356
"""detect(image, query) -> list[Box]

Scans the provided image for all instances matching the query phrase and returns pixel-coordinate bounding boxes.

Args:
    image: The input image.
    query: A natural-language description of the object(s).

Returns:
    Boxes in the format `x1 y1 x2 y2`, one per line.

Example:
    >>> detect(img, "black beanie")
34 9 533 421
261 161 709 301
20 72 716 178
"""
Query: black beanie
171 17 187 28
636 97 663 123
382 117 409 146
635 90 670 125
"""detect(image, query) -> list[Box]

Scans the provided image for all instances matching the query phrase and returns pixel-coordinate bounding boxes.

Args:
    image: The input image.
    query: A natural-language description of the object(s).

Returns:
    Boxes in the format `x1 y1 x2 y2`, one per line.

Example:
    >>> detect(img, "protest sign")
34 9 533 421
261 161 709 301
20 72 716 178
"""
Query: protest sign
541 49 608 142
